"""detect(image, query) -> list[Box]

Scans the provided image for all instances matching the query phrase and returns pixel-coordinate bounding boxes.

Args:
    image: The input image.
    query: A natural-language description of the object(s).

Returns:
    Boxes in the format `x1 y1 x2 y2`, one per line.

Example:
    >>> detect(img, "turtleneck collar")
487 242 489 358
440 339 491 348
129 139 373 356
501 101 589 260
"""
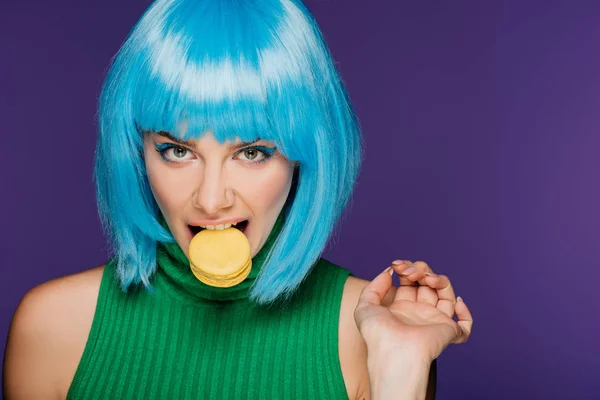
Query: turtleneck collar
153 212 285 303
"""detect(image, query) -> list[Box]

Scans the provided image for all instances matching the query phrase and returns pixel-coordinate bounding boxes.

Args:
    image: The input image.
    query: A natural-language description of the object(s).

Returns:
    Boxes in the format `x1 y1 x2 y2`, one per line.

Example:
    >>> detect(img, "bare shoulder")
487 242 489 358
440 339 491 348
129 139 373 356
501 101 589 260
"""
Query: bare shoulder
339 275 398 400
3 264 106 399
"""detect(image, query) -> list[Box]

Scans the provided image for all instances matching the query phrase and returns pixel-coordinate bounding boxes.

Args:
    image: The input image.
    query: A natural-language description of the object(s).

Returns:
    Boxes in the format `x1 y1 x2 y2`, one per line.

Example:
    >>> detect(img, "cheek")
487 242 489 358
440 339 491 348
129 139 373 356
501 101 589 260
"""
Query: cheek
145 157 193 213
237 161 294 209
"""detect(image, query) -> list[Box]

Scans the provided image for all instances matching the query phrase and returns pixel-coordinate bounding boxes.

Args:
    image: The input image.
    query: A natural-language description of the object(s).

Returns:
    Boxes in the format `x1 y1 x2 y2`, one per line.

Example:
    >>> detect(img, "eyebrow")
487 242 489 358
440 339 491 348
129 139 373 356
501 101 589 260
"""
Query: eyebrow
153 131 262 151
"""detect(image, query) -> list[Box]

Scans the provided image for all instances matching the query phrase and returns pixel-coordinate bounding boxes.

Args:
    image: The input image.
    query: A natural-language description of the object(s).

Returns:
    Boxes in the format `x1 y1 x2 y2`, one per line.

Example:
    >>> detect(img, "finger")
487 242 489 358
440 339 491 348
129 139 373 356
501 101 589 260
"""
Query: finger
357 266 394 308
416 286 438 306
423 274 455 300
452 297 473 344
392 261 420 286
412 261 436 286
392 261 415 285
392 262 418 301
404 269 429 284
394 285 418 302
393 260 433 275
393 261 433 286
413 261 434 273
423 274 456 318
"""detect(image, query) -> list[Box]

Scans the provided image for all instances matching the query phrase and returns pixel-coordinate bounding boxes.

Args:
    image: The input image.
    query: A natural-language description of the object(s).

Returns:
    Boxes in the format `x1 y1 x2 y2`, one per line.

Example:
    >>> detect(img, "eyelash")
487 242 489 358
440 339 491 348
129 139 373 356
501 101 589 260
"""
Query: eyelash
153 143 277 165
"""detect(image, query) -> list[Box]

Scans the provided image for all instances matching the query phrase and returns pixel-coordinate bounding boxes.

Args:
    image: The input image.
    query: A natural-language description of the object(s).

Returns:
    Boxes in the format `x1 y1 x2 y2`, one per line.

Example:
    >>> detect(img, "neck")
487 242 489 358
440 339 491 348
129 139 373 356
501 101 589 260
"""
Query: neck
154 212 286 302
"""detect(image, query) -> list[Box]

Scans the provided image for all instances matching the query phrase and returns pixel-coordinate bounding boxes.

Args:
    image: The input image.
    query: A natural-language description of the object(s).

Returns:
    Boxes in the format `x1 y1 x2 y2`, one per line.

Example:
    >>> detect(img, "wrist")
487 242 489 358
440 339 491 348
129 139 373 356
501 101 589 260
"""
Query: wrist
367 349 431 400
367 345 431 372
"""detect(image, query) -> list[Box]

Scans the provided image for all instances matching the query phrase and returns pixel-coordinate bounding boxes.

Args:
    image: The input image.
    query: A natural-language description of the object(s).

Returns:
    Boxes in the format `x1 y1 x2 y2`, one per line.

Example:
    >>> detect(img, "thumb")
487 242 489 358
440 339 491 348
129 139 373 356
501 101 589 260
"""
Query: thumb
357 266 394 308
451 297 474 344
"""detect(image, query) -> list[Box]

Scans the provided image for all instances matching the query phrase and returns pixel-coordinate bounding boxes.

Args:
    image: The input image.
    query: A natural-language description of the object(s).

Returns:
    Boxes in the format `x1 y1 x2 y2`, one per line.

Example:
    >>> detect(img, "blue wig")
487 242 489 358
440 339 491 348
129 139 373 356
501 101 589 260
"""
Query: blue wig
95 0 363 305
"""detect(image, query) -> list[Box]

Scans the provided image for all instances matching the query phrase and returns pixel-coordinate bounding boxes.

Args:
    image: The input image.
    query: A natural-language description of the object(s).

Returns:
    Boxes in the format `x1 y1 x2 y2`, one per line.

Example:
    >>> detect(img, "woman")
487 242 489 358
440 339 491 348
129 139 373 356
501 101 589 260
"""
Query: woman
3 0 473 398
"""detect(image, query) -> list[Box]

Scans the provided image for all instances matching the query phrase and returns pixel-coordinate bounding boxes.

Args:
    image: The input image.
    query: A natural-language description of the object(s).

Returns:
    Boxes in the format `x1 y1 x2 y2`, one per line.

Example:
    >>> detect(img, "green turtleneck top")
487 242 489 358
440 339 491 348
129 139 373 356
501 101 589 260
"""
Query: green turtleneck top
67 214 354 399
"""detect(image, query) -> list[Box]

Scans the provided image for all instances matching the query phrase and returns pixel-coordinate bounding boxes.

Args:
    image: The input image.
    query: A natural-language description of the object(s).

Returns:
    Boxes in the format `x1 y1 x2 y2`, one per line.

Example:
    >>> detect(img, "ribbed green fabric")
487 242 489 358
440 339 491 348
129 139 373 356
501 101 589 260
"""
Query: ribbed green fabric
67 214 353 399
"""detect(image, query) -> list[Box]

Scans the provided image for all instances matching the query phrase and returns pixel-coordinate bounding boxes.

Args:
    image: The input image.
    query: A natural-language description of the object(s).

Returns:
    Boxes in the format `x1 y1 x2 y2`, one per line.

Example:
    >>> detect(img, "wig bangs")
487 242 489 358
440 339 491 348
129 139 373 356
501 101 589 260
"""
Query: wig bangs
125 0 328 164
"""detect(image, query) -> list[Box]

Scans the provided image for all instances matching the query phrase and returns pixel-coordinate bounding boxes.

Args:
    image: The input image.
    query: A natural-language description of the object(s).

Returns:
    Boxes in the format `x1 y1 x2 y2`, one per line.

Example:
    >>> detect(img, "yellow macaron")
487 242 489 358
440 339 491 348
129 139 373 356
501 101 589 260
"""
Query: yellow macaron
188 227 252 288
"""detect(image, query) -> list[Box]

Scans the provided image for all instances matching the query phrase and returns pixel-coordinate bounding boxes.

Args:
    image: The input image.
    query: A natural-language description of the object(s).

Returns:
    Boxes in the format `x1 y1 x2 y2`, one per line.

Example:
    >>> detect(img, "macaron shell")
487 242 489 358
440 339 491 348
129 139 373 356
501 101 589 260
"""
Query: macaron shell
190 257 251 280
190 258 252 288
188 227 251 276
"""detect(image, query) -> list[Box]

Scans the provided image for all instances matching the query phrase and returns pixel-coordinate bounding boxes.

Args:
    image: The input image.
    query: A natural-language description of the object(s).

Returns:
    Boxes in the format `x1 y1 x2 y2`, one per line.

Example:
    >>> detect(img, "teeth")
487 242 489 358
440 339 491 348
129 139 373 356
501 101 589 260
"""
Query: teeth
198 223 233 231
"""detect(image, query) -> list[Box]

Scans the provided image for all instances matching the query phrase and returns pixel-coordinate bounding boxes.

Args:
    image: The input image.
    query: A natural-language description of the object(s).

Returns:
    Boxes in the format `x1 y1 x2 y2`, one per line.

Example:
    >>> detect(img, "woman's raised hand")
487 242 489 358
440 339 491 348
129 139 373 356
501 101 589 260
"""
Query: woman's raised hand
354 260 473 363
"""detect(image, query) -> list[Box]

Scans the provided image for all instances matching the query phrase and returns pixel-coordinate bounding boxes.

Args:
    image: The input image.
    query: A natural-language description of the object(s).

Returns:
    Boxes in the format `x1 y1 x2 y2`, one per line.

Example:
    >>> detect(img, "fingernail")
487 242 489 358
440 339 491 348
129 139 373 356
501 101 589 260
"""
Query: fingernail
392 260 405 266
457 296 463 302
387 266 394 276
401 266 417 275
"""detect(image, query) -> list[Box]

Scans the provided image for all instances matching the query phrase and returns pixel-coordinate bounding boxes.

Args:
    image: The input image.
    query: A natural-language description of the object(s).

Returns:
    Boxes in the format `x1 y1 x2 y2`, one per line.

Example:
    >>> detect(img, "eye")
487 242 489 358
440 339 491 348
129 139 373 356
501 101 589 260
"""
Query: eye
236 146 277 164
241 148 261 161
154 143 195 163
171 146 189 159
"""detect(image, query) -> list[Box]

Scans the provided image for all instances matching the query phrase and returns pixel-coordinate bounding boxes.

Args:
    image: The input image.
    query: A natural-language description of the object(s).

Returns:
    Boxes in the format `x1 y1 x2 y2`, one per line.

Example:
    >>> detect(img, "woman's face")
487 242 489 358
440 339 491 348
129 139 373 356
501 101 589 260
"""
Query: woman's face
143 130 295 259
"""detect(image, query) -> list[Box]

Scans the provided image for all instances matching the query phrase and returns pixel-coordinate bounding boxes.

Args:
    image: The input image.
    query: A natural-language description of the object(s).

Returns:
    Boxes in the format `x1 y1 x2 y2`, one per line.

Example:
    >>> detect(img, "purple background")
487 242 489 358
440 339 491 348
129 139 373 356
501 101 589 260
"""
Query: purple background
1 0 599 398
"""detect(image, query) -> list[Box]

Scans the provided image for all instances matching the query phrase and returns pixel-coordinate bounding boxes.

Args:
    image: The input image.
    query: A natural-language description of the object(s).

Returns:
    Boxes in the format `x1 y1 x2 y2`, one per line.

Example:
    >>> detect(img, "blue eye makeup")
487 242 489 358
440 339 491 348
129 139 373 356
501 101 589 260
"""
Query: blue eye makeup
153 143 190 164
238 146 277 164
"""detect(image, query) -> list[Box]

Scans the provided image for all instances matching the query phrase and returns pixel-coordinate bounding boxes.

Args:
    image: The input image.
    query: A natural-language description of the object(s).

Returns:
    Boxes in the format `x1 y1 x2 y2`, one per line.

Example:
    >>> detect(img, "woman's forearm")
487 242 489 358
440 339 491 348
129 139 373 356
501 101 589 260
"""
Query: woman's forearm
367 350 431 400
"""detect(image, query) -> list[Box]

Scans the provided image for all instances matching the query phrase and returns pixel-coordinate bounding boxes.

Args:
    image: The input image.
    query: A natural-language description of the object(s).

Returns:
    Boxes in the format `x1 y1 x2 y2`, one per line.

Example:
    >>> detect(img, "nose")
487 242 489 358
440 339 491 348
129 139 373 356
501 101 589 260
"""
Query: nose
191 162 234 215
